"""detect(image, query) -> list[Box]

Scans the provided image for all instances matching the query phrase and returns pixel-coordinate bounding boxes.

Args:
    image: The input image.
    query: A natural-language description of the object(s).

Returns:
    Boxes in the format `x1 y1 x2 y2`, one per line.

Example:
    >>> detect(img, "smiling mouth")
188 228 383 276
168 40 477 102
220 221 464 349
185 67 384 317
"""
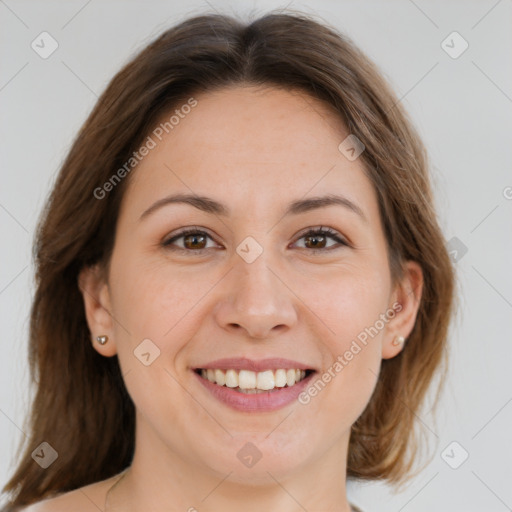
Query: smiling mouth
194 368 315 394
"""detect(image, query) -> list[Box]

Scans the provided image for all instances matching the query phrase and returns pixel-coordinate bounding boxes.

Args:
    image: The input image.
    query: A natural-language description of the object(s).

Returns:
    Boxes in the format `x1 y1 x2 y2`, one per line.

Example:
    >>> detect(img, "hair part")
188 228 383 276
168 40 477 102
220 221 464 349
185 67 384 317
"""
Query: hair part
2 9 456 509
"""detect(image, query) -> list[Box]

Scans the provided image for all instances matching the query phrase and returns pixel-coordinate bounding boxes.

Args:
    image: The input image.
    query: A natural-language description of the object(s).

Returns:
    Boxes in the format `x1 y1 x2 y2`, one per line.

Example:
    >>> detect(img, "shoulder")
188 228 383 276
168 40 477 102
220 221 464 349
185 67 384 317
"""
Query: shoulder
17 474 120 512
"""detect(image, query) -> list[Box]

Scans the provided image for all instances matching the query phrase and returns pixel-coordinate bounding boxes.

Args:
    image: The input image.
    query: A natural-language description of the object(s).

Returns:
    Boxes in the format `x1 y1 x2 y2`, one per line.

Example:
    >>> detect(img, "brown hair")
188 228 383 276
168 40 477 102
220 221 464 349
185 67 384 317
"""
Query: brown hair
2 9 456 510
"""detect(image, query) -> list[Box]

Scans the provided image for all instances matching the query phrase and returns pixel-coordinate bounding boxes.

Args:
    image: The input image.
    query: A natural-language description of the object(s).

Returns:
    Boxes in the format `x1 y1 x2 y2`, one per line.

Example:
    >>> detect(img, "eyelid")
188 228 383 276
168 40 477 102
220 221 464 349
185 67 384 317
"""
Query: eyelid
291 226 350 251
162 225 350 253
162 227 219 249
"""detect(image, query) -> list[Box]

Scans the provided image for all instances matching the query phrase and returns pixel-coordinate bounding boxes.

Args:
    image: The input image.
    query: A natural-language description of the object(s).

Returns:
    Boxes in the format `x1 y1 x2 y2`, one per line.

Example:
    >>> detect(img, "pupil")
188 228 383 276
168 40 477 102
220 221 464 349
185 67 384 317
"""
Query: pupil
185 234 205 249
307 235 325 248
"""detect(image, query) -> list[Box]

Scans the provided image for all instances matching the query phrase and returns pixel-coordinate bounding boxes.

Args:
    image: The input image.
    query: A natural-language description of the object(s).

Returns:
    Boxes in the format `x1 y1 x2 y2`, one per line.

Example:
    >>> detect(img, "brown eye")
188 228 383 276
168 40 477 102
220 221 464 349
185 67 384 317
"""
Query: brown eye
293 227 348 252
182 233 207 249
303 233 327 249
163 228 216 253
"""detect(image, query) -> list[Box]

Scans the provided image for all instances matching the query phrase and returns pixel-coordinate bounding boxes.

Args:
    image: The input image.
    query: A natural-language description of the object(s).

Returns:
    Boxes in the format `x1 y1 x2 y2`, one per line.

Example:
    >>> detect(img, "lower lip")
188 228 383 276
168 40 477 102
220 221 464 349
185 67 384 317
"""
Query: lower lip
192 370 316 412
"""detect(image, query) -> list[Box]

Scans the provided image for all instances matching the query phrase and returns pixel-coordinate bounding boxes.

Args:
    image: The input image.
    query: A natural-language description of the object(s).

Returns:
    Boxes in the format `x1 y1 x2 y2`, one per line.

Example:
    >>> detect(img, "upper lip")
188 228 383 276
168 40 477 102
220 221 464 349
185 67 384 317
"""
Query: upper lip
193 357 316 372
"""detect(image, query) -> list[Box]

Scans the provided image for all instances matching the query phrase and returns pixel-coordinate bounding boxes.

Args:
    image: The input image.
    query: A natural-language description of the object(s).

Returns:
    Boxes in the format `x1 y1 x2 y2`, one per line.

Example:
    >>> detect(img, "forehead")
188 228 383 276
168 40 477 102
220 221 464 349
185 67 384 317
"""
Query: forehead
122 85 378 222
163 85 349 167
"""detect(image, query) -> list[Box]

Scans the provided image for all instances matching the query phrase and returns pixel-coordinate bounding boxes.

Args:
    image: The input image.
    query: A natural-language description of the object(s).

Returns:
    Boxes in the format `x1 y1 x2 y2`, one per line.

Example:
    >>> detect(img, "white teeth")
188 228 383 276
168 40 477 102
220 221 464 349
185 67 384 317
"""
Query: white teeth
274 369 287 388
256 370 275 390
225 369 238 388
199 368 309 390
214 369 226 386
238 370 256 389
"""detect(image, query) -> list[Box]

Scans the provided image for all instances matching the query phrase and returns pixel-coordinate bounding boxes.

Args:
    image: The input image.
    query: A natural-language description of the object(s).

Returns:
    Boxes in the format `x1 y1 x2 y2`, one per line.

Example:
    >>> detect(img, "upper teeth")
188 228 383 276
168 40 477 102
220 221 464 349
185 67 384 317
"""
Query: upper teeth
200 368 307 390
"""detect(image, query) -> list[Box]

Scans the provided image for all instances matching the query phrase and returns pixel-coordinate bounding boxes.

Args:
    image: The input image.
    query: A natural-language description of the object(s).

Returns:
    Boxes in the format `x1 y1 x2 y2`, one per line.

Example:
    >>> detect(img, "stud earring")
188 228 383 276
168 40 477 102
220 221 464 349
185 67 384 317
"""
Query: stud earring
392 335 405 346
96 335 108 345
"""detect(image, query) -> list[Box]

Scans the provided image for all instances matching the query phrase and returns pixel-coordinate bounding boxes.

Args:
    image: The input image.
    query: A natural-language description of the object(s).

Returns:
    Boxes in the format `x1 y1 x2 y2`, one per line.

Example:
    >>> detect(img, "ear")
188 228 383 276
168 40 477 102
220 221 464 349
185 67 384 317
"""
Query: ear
382 260 423 360
78 264 118 357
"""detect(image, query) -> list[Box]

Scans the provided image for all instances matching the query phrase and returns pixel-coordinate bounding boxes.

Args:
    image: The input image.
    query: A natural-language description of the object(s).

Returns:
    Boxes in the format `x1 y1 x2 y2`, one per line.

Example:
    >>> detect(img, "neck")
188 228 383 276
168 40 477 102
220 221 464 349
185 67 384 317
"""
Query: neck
106 412 353 512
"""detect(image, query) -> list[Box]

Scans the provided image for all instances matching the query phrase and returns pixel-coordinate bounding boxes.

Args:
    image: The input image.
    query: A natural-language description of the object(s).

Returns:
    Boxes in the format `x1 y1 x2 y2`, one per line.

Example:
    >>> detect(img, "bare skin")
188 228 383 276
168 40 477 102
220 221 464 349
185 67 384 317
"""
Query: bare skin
27 85 422 511
21 473 122 511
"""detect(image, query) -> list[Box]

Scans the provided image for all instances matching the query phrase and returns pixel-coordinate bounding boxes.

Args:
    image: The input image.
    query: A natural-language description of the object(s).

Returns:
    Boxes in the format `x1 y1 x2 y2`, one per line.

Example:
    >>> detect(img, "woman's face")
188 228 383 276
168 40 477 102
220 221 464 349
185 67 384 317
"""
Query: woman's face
83 85 421 483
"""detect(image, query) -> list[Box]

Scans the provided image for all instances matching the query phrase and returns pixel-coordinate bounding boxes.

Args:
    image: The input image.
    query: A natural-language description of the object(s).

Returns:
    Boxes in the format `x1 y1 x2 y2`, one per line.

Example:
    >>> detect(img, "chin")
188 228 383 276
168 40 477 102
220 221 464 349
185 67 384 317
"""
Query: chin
196 433 314 484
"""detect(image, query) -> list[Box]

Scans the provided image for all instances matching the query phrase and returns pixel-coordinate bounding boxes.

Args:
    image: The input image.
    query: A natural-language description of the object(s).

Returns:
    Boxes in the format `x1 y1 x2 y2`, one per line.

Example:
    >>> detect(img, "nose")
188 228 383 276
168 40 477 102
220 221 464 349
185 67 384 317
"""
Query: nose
213 254 298 340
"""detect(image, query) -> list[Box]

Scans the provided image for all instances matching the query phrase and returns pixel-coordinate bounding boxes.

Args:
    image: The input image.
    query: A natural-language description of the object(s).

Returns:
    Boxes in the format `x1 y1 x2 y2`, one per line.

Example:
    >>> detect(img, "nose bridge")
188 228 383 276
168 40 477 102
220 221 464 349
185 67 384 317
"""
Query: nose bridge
214 242 298 338
237 249 278 305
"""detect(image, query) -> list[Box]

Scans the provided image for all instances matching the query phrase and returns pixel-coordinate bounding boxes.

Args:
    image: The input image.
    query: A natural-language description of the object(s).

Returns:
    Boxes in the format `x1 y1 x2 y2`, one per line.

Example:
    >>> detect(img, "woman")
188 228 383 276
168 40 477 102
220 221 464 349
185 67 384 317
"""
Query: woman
2 9 455 512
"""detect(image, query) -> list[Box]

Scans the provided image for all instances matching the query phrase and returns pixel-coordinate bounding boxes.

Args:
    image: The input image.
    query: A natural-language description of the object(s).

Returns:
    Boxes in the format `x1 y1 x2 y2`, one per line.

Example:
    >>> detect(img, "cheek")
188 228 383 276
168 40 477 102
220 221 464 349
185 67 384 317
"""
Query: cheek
296 265 388 416
108 253 214 342
299 261 391 344
106 259 206 427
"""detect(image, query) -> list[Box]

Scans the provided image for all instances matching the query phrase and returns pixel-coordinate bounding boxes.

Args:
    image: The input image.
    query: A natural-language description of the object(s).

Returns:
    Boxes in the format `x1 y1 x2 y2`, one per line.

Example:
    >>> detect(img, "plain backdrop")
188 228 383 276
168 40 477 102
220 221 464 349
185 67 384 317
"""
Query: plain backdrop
1 1 511 511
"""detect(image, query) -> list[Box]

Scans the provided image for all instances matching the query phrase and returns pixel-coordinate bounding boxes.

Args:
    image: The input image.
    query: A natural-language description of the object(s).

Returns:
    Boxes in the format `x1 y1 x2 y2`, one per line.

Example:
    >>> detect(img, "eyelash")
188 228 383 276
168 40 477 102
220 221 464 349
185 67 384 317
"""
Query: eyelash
162 226 349 254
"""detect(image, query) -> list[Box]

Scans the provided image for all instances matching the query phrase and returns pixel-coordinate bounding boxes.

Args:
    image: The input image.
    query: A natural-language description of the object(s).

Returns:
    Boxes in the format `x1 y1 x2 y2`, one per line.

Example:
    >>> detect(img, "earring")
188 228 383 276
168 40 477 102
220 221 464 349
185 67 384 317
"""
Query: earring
96 335 108 345
392 335 405 346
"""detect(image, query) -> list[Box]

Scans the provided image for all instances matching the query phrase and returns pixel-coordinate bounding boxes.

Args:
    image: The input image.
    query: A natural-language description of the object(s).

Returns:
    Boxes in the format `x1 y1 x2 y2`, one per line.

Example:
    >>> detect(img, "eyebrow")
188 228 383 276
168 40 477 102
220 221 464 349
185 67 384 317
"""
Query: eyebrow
139 193 368 223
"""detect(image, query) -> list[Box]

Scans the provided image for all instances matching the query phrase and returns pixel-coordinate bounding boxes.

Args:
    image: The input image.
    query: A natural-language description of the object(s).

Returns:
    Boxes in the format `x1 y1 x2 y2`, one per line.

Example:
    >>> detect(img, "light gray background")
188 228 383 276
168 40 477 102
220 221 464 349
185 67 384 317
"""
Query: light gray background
1 1 511 510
